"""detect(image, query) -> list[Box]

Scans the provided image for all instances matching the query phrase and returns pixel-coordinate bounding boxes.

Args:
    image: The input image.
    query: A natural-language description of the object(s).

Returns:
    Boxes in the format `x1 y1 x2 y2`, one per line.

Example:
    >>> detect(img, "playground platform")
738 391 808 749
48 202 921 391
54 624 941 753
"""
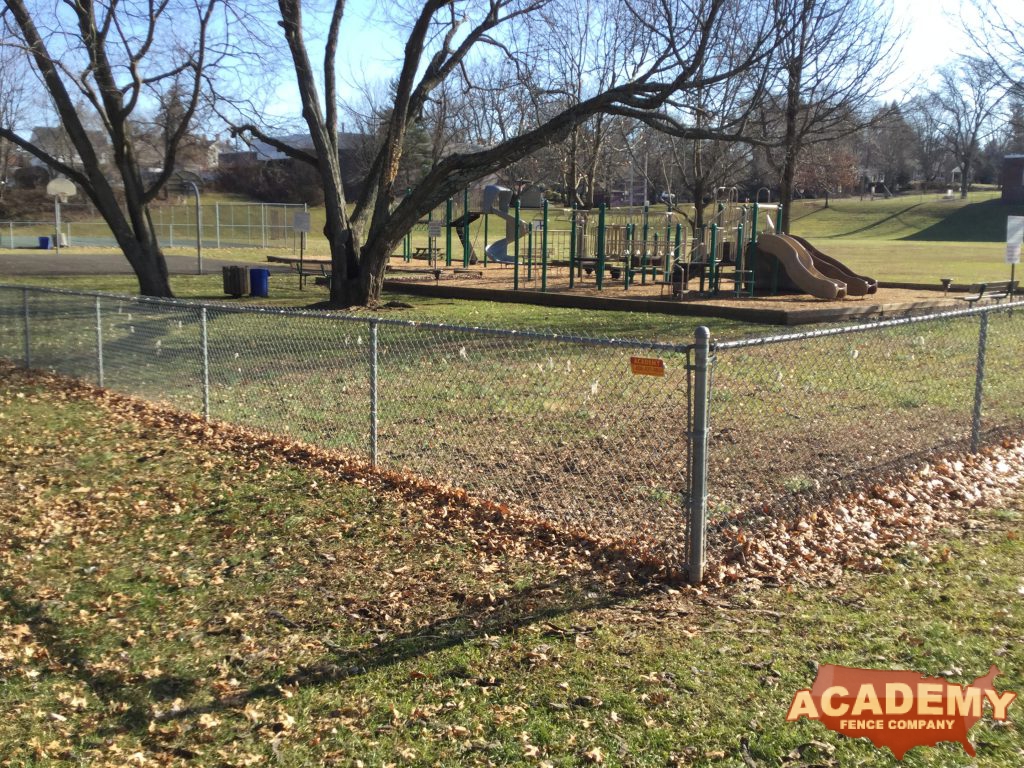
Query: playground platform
380 264 974 326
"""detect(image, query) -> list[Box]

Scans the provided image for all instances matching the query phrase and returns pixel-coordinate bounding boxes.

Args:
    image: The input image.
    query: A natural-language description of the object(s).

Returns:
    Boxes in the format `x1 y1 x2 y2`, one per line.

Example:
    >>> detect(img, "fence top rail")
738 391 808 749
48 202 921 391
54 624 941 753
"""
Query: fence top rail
0 282 695 354
716 299 1024 351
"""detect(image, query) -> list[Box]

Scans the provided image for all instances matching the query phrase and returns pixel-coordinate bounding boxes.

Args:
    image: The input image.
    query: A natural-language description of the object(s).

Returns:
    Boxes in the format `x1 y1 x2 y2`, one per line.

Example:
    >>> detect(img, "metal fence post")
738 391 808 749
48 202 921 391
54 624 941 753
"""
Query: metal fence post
370 317 382 462
970 309 989 453
688 326 711 585
95 296 104 387
22 287 31 369
369 319 379 466
200 307 210 421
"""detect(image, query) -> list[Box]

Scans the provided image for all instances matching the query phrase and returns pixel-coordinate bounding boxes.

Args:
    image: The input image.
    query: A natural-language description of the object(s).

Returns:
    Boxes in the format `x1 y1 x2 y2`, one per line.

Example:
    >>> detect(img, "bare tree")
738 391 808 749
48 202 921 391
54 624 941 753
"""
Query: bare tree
0 43 29 199
933 57 1005 199
904 95 950 186
1 0 238 296
966 0 1023 91
234 0 780 307
758 0 897 232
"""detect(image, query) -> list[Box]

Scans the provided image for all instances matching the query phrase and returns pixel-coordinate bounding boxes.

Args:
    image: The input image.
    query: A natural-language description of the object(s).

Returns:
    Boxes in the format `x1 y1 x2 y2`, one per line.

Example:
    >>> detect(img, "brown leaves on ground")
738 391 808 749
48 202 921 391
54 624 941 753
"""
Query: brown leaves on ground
705 441 1024 588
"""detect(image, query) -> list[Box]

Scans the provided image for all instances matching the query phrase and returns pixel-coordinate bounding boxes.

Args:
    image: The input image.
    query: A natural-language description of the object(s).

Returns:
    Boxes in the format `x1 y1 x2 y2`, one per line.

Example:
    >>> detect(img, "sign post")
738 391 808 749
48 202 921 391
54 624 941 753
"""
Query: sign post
428 220 442 272
46 177 76 257
1007 216 1023 295
293 210 311 289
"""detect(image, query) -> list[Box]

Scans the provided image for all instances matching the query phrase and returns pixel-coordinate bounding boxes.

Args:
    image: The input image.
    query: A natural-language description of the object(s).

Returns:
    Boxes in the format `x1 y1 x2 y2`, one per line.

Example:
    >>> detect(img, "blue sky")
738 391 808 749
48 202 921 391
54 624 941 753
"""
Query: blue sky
258 0 1014 121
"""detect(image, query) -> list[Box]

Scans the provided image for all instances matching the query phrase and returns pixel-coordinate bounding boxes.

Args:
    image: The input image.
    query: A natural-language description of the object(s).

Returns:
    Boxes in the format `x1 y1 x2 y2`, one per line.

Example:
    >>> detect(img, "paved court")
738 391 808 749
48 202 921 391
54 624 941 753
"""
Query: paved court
0 249 290 276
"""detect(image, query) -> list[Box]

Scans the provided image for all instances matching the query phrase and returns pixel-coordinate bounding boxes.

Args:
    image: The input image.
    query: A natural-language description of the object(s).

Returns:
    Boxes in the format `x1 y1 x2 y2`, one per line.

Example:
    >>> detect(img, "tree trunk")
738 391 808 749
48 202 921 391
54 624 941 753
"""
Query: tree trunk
779 53 804 235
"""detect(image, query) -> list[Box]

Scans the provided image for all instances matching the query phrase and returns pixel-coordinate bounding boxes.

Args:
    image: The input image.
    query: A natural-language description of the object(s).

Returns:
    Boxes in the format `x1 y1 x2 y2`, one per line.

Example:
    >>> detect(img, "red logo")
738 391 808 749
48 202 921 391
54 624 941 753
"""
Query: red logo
787 665 1017 760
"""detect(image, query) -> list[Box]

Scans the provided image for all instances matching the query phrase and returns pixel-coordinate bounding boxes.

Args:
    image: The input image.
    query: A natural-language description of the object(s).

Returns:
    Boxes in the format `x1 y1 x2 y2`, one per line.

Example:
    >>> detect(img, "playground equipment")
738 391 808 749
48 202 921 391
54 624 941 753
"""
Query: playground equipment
391 186 872 302
787 235 877 296
756 234 847 300
482 184 530 264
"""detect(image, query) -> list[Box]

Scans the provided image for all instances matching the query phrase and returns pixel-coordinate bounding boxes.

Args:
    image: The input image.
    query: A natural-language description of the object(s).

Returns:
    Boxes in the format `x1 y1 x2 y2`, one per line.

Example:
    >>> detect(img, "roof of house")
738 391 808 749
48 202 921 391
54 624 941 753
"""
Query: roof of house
248 132 370 161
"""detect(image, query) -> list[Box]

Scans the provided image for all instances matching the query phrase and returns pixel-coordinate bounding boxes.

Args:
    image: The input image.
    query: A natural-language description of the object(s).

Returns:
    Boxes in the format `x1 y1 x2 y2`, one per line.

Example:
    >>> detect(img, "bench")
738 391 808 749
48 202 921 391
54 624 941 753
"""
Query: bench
959 280 1018 306
287 260 332 287
411 246 441 262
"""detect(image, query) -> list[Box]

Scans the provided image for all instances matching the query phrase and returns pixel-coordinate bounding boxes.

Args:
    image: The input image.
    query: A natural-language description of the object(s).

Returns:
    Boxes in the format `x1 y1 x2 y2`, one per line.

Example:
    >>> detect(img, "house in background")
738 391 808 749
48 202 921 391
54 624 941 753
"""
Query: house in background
28 126 112 173
241 132 373 199
1001 155 1024 204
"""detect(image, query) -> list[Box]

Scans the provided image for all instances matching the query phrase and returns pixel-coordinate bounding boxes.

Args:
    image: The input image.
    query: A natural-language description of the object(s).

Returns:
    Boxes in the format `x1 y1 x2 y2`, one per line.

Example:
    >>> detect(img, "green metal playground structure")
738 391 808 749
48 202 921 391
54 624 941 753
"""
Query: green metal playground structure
394 184 786 298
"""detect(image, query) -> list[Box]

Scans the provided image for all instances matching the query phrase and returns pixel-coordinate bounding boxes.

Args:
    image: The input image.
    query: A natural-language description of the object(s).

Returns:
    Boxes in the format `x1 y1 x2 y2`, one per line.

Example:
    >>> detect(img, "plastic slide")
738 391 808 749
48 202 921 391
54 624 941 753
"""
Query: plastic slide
758 233 847 300
788 234 877 296
484 212 525 264
482 184 528 264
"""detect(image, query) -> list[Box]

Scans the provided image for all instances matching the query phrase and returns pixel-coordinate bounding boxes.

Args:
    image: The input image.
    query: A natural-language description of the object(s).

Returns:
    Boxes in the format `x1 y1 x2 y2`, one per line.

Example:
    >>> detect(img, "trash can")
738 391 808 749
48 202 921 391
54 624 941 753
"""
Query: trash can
38 236 51 249
222 266 249 297
249 267 270 298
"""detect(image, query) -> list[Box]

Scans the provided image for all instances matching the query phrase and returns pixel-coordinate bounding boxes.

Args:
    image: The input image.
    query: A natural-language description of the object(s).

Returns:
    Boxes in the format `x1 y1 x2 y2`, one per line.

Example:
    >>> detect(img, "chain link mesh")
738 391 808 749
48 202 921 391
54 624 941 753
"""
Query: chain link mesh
0 286 692 564
2 284 1021 575
707 304 1023 521
99 297 204 412
0 287 24 363
981 307 1024 439
375 325 691 554
203 308 371 454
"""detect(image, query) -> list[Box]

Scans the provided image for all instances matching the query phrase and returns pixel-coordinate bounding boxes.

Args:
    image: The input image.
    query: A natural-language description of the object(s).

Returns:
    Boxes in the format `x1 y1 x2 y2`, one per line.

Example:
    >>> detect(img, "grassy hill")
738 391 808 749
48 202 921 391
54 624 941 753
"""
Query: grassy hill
788 191 1024 242
786 191 1024 284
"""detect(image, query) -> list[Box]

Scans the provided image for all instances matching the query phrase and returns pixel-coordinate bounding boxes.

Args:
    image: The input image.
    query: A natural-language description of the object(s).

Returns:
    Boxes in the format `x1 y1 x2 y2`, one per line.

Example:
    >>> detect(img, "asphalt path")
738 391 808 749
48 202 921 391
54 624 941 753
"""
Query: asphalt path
0 249 291 276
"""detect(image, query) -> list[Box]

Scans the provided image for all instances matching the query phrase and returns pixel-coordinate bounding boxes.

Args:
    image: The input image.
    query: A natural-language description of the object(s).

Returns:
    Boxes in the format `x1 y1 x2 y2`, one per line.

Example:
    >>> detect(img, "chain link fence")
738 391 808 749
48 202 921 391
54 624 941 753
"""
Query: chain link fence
706 306 1024 524
2 203 306 251
1 284 1021 583
0 284 695 568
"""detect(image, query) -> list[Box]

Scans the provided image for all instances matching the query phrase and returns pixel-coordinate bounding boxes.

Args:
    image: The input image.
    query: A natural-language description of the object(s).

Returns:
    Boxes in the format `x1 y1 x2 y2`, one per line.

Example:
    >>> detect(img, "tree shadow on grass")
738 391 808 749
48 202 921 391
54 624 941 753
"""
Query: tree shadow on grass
194 570 650 717
1 569 650 734
0 585 159 736
827 203 923 238
902 198 1024 243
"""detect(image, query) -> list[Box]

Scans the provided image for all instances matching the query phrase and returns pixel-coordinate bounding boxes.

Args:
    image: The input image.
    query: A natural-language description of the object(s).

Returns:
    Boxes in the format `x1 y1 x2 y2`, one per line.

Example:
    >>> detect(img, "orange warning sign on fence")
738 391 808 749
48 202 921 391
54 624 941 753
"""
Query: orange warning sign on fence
630 356 666 377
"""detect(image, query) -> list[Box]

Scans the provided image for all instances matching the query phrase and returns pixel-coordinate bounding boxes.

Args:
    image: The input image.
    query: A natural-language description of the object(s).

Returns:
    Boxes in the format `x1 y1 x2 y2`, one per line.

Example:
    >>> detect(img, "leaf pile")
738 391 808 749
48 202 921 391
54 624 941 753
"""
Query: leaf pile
705 440 1024 588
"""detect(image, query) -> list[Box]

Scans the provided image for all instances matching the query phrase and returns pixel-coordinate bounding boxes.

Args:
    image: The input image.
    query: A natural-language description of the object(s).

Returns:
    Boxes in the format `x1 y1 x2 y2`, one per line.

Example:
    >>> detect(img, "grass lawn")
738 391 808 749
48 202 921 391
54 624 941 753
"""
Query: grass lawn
791 240 1014 285
787 192 1024 285
3 272 763 342
1 368 1022 766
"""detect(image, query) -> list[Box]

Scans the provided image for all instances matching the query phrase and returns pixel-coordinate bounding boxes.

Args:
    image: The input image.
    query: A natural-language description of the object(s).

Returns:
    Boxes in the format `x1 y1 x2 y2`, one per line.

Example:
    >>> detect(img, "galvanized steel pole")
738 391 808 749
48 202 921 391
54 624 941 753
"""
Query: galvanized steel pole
200 307 210 421
22 287 30 368
95 296 104 387
688 326 711 585
970 310 989 453
369 319 379 466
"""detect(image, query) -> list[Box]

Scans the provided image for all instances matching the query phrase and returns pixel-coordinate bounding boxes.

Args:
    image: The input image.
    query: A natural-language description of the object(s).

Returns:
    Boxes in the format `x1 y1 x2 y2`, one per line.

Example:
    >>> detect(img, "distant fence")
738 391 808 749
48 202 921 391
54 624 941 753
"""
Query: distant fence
2 203 308 252
1 283 1021 583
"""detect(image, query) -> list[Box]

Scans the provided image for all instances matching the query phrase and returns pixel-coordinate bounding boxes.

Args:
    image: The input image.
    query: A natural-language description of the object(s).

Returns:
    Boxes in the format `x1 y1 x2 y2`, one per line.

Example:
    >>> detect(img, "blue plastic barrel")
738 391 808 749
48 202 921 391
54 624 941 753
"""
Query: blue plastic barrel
38 236 51 249
249 267 270 297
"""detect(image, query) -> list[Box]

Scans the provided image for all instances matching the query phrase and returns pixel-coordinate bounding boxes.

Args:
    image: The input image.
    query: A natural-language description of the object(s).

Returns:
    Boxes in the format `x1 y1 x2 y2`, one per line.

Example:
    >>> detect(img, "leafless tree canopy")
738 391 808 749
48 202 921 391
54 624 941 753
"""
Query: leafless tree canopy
1 0 245 296
753 0 897 230
231 0 784 306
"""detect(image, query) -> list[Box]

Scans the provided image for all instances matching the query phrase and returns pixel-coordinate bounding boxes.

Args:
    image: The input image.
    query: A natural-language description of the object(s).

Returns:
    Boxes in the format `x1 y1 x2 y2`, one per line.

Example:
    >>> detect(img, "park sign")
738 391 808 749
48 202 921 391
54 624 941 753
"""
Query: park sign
293 211 311 233
1007 216 1023 265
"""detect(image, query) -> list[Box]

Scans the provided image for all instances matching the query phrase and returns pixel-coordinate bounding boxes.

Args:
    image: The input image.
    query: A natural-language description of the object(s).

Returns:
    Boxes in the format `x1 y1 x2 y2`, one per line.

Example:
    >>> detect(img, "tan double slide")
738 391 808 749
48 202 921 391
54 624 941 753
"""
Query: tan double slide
757 233 877 300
